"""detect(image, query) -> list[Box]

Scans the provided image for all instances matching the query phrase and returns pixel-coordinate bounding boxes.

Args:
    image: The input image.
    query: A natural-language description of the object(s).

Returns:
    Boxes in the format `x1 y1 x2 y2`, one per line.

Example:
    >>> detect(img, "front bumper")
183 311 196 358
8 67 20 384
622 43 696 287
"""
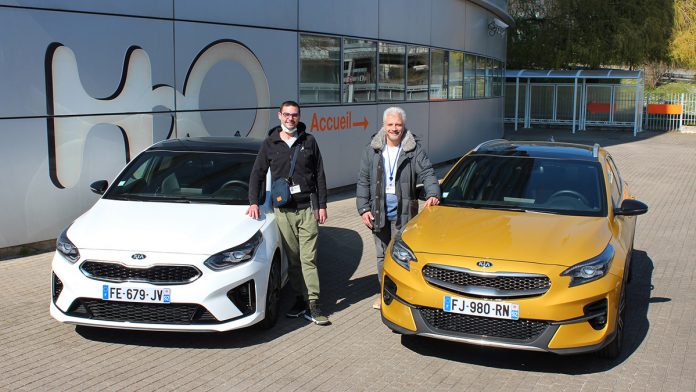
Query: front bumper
50 247 273 332
380 254 622 355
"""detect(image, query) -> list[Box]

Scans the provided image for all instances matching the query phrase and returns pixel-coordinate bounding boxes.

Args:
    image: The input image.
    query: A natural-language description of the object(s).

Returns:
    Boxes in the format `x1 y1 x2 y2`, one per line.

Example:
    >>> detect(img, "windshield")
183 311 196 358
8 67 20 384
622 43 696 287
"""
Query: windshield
440 155 607 216
105 150 257 205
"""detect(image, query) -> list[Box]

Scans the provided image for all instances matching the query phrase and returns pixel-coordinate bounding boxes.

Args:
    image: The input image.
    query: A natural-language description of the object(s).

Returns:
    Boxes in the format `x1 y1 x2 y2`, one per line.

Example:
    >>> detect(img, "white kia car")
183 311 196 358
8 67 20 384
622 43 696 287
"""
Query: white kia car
50 137 286 332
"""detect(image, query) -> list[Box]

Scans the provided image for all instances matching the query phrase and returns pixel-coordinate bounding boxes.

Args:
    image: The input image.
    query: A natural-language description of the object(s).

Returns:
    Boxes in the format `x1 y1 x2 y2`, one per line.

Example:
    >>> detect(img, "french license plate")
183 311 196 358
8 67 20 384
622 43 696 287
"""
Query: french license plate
443 295 519 320
102 285 171 303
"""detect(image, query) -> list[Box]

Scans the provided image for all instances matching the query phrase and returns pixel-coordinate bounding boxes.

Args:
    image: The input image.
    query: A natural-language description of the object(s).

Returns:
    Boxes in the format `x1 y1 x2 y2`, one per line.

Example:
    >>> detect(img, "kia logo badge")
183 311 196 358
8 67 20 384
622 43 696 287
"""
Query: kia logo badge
477 261 493 268
131 253 146 260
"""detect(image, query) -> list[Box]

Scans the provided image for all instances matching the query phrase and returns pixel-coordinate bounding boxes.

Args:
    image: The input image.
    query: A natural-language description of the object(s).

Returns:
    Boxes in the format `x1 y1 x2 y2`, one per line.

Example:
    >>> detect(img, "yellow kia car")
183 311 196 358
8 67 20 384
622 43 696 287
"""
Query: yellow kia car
381 140 648 358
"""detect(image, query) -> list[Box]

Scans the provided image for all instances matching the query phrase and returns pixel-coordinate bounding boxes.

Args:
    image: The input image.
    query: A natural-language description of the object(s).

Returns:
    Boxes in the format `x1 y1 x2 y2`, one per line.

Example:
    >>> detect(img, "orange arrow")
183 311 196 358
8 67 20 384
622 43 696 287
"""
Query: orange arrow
353 117 369 130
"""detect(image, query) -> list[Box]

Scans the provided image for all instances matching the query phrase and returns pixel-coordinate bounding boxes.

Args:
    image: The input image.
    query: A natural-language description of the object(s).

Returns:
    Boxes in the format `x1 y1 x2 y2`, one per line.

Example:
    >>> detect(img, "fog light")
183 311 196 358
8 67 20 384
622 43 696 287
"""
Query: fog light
584 299 608 330
52 272 63 302
383 275 397 306
227 280 256 316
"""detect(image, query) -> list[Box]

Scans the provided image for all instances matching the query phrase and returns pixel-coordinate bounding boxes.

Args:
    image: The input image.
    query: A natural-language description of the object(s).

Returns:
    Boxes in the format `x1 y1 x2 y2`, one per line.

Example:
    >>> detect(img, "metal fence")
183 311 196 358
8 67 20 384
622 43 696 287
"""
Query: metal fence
504 81 642 134
643 93 696 131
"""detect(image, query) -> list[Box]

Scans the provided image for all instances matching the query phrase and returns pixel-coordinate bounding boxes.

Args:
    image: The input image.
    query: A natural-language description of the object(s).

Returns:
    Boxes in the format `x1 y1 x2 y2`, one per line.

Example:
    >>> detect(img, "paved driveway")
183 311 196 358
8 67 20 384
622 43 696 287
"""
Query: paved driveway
2 129 695 391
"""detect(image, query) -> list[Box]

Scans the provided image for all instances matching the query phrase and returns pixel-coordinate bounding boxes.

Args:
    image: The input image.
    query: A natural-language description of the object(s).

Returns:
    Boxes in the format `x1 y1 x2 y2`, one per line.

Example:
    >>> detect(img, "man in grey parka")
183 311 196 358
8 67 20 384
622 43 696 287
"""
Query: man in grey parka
356 107 440 309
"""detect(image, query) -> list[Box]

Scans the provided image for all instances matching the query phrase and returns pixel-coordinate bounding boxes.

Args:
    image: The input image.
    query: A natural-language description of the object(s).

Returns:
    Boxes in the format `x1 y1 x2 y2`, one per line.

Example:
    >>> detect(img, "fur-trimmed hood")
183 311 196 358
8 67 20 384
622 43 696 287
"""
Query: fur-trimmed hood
370 128 417 152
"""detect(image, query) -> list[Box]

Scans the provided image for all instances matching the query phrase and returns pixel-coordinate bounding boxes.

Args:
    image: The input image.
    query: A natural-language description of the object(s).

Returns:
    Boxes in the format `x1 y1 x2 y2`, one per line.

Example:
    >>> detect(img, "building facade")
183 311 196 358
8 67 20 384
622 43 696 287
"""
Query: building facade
0 0 511 248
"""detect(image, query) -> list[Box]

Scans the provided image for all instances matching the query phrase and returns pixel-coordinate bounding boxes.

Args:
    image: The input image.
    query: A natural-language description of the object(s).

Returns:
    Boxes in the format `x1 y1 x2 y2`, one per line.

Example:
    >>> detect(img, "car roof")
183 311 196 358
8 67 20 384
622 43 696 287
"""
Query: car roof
472 139 602 161
147 137 263 153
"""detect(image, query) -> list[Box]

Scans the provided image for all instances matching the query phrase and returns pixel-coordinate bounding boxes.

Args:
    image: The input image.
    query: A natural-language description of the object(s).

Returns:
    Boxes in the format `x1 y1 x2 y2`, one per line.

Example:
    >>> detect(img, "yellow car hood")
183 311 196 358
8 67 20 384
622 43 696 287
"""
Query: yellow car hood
402 206 611 267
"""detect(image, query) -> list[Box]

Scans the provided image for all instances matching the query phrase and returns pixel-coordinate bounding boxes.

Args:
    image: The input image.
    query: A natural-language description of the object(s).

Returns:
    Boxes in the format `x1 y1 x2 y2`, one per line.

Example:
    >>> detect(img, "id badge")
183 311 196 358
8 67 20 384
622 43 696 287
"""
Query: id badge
290 184 301 194
385 183 396 194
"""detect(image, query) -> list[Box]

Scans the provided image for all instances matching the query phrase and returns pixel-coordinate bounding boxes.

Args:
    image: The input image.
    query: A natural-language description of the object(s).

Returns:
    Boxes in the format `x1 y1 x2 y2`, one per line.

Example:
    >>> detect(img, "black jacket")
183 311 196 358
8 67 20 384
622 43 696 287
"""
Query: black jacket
248 122 327 209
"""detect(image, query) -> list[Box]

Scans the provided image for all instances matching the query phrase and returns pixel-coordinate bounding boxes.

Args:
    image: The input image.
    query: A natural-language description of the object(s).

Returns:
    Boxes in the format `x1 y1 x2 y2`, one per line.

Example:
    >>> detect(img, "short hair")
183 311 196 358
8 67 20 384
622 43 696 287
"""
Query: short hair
383 107 406 124
279 100 300 114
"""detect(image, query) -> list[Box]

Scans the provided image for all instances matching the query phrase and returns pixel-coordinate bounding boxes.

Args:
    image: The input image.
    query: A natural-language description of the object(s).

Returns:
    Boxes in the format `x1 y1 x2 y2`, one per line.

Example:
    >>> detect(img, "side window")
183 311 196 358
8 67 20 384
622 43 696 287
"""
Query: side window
378 42 406 101
299 34 341 104
606 158 622 208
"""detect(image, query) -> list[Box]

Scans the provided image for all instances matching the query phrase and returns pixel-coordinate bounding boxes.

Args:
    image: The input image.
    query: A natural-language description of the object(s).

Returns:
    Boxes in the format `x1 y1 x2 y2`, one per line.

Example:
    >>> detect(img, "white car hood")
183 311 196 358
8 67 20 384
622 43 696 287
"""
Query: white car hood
68 199 264 255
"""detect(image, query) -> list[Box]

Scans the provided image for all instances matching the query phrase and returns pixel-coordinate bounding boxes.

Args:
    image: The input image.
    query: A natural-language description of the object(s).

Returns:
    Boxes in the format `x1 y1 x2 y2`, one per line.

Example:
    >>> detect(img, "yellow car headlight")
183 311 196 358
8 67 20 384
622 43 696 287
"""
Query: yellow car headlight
390 233 417 270
561 244 614 287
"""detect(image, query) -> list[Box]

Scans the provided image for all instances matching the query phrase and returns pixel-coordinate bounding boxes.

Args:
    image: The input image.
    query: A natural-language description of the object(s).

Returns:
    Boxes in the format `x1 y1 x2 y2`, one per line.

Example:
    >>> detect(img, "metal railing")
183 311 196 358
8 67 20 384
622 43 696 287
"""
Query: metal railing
504 82 643 134
643 93 696 131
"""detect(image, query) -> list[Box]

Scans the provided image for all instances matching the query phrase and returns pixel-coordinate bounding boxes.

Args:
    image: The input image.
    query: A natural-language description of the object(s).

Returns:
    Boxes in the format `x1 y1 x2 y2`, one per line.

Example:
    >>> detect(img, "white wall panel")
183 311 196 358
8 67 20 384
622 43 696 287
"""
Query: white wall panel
428 98 503 163
173 21 297 140
174 0 298 29
0 1 173 18
378 0 431 45
430 0 467 50
0 7 175 118
0 113 174 247
299 0 378 38
301 105 379 189
465 2 490 55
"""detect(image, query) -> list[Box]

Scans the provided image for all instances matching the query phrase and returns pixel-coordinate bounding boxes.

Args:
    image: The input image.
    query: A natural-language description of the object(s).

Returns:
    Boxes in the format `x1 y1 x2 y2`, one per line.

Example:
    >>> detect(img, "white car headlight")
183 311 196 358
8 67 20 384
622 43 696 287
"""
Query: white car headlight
561 244 614 287
56 226 80 263
204 231 263 271
390 232 417 271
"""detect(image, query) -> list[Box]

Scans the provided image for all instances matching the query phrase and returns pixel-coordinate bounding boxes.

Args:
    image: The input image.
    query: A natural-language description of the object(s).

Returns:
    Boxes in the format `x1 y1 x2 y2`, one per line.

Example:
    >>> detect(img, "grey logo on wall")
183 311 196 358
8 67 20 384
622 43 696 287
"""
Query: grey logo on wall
45 40 270 189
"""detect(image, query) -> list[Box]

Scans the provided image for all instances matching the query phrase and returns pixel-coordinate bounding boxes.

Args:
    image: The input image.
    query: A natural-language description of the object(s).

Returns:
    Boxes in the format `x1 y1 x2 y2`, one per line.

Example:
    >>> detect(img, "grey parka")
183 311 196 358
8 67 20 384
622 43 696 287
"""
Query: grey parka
356 128 440 232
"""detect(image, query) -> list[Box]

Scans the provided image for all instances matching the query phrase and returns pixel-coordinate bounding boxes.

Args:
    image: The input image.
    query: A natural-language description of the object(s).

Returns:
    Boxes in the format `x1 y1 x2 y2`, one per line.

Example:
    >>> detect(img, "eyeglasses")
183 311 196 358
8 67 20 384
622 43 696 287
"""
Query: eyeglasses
281 112 300 119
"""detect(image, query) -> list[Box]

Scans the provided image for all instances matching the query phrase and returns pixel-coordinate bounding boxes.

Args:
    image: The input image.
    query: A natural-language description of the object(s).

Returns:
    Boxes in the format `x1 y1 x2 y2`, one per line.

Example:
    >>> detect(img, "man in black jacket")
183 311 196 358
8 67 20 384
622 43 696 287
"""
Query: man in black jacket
247 101 329 325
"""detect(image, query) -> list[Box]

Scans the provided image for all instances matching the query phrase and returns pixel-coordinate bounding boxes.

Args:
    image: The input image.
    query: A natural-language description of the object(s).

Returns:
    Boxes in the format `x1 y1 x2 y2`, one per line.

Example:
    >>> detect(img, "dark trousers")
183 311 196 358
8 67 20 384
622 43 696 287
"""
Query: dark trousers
372 220 398 284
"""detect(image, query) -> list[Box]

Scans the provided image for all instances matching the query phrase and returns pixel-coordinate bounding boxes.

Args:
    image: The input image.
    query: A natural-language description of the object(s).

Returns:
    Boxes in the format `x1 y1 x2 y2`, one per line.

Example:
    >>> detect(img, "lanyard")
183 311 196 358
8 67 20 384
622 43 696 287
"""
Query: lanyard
386 145 401 183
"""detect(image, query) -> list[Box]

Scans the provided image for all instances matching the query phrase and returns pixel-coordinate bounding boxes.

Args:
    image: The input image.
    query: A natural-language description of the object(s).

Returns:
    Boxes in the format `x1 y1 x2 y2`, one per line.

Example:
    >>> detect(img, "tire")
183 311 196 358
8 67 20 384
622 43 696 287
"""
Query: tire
257 258 281 330
597 283 626 359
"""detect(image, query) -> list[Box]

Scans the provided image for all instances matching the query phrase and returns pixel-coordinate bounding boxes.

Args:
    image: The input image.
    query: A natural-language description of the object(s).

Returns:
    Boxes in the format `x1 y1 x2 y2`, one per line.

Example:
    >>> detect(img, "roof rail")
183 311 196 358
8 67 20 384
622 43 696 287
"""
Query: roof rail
592 143 600 158
473 139 508 152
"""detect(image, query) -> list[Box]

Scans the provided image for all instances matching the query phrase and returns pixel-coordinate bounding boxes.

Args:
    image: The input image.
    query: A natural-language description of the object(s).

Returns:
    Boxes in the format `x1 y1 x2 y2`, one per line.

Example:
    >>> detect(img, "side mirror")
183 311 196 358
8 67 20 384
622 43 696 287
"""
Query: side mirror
614 198 648 216
416 184 426 201
90 180 108 195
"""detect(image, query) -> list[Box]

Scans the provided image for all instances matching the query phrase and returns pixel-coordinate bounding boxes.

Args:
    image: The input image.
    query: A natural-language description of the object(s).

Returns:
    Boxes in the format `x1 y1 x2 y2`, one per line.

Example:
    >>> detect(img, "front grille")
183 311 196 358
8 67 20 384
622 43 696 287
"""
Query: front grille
80 261 200 285
52 273 63 301
419 307 548 341
422 264 551 298
66 298 219 324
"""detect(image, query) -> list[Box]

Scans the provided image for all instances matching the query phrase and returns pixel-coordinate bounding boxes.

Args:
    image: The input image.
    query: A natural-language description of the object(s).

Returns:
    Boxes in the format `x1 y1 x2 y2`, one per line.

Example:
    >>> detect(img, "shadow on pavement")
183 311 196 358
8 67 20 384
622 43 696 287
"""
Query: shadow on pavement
400 249 658 374
316 226 372 315
504 126 668 148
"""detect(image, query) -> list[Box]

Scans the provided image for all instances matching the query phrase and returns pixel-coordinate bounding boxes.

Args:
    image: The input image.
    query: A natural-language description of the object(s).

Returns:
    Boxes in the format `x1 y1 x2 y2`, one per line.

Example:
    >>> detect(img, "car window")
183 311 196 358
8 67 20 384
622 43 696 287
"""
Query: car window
606 157 622 209
105 150 257 205
440 155 607 216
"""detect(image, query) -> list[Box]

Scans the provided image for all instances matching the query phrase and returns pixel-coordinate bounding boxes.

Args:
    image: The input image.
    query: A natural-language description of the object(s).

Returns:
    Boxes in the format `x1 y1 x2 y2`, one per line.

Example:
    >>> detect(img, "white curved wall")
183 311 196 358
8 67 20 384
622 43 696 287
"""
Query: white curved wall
0 0 509 247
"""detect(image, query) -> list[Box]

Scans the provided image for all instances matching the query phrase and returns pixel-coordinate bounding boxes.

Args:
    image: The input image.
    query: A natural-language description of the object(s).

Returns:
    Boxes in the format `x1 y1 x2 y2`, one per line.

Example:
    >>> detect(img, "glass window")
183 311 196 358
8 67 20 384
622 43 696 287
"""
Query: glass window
407 46 429 101
448 51 464 99
300 34 341 104
475 56 485 98
440 155 606 216
343 38 377 103
378 42 405 101
430 49 448 100
485 58 495 97
463 54 476 99
106 151 258 205
494 60 503 97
